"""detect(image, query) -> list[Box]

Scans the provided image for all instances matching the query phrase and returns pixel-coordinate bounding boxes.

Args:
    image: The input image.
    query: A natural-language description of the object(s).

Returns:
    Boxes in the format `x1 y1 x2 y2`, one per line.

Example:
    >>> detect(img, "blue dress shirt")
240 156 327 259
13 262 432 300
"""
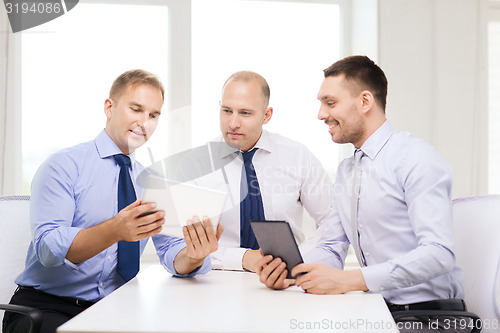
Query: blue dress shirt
303 121 464 304
15 130 211 302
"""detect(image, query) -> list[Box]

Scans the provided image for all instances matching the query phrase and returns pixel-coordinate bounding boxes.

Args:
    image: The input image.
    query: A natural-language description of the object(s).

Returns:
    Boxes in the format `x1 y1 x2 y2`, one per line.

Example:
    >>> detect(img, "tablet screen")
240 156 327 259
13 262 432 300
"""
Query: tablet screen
141 175 227 235
250 220 304 279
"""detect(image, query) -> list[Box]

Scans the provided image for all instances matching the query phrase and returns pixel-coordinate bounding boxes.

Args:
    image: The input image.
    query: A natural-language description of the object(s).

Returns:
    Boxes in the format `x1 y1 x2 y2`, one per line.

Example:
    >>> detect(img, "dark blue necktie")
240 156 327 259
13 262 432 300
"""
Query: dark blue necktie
113 154 140 282
240 148 265 250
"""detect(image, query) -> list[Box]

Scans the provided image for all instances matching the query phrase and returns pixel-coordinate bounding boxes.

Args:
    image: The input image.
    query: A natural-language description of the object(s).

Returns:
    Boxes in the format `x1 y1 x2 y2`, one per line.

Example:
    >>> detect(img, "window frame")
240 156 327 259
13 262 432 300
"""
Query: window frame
488 0 500 193
4 0 352 194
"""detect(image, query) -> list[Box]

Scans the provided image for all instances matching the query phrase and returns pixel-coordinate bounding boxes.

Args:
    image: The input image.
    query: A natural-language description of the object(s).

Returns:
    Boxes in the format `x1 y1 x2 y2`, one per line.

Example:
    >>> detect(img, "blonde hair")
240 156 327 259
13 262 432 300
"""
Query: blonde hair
109 69 165 102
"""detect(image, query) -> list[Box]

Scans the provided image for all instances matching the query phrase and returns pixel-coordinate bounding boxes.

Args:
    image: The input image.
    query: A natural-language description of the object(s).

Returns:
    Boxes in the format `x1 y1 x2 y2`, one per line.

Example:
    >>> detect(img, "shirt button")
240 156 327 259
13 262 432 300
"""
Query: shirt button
100 283 103 288
365 251 370 256
359 224 363 229
107 256 111 261
380 287 385 291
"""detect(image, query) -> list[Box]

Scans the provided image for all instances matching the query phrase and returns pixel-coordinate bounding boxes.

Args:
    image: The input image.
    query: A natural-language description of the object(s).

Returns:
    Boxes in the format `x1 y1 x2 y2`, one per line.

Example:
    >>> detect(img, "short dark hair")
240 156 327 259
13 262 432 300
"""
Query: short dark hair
324 55 387 110
109 69 165 102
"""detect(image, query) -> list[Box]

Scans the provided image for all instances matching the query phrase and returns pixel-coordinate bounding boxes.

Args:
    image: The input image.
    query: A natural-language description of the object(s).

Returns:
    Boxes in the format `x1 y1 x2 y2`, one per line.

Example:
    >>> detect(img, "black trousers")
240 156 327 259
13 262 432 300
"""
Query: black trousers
2 287 95 333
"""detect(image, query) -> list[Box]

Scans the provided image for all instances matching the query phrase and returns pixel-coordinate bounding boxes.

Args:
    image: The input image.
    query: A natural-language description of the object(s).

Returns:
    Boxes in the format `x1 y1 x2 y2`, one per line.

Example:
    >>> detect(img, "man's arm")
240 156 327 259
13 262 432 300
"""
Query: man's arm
66 200 164 263
293 264 368 294
360 143 456 293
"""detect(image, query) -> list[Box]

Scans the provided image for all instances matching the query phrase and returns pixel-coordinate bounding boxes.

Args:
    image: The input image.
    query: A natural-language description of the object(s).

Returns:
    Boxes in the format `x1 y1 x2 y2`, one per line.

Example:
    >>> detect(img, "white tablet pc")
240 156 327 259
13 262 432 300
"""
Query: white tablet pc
250 220 304 279
141 175 227 234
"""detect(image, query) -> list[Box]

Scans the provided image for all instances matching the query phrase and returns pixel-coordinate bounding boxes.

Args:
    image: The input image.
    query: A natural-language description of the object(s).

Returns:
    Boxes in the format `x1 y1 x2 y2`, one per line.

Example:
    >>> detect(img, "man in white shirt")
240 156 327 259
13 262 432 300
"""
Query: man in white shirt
188 71 332 272
256 56 472 332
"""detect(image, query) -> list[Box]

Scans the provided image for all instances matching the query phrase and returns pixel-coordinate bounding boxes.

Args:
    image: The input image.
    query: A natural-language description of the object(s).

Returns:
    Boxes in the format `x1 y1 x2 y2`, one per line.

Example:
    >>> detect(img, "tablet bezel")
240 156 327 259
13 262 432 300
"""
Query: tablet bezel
250 220 304 279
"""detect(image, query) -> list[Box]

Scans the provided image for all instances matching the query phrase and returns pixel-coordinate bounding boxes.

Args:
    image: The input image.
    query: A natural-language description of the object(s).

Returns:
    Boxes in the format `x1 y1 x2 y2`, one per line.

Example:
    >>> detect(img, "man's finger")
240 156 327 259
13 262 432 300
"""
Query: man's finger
132 202 158 217
124 199 142 211
255 255 273 275
291 263 311 278
215 223 224 240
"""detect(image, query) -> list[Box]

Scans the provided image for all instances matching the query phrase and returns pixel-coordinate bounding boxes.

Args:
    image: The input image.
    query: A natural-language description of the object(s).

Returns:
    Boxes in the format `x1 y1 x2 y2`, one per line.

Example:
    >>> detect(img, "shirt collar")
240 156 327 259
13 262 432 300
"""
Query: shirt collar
359 120 395 160
94 129 136 161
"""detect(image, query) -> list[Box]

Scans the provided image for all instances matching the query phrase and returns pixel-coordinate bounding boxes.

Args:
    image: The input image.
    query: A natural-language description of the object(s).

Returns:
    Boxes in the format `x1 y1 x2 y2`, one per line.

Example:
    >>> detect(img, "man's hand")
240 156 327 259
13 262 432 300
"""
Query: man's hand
255 255 295 290
242 249 263 272
174 216 223 275
292 264 368 294
66 200 165 264
113 200 165 242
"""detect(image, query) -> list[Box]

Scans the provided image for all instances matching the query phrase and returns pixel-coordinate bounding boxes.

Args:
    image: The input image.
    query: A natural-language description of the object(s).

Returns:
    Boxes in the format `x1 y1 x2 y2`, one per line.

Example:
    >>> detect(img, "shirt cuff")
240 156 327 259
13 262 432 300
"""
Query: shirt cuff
360 262 396 293
39 226 83 267
211 247 248 271
163 242 212 277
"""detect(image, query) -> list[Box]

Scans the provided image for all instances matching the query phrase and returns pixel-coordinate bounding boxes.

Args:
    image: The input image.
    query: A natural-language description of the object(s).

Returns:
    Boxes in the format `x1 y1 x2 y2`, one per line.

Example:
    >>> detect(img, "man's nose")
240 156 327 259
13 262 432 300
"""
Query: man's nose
229 114 240 129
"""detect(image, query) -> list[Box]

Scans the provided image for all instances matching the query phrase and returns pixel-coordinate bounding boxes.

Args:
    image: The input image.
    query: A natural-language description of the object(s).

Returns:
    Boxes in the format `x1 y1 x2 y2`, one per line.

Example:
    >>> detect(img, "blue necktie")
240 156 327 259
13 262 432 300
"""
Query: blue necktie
240 148 265 250
113 154 140 282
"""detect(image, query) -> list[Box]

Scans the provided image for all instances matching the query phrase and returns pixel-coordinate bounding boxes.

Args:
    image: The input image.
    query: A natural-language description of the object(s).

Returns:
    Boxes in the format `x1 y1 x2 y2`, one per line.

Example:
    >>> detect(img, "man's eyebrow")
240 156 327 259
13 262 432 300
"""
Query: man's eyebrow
220 105 254 112
129 102 144 108
318 94 335 101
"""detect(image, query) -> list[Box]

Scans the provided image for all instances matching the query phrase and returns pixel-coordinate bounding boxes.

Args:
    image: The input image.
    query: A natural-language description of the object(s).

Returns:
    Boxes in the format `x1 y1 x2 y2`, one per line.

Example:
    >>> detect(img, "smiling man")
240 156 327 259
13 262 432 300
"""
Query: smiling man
192 71 333 272
256 56 472 333
3 70 221 333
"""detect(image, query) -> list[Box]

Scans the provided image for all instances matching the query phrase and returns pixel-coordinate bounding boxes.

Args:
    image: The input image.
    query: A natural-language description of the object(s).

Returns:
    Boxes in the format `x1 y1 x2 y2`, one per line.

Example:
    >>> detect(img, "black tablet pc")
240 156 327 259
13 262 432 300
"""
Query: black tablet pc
250 220 304 279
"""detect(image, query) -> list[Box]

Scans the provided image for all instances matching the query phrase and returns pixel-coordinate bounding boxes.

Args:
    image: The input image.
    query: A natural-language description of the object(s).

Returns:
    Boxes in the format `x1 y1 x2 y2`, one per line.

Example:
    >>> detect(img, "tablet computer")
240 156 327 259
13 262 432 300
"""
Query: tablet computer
141 174 228 234
250 220 304 279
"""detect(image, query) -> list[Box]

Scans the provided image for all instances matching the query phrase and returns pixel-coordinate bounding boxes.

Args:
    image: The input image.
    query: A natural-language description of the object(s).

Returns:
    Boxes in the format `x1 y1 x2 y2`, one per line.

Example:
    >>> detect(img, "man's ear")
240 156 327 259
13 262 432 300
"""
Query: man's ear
360 91 374 113
263 107 273 124
104 98 113 120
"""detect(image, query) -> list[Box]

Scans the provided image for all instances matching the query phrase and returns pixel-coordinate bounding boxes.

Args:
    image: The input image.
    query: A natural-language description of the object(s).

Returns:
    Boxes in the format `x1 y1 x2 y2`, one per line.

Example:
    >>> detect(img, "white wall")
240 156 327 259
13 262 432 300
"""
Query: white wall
378 0 488 198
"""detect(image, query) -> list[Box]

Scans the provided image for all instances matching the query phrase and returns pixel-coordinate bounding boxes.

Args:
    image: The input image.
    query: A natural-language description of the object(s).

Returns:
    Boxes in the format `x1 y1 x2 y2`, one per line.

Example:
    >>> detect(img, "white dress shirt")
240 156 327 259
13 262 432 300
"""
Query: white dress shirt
304 121 464 304
191 130 333 271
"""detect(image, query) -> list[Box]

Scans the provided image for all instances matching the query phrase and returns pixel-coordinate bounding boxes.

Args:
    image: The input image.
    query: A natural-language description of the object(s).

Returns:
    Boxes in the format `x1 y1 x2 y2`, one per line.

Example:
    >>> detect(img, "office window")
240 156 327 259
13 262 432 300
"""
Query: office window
191 0 342 176
489 4 500 193
21 2 168 192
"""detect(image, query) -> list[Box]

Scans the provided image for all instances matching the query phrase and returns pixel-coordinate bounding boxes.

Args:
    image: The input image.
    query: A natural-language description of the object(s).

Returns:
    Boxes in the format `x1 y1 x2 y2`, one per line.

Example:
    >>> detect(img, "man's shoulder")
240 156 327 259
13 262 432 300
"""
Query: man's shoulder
387 130 452 176
44 140 97 169
390 130 444 159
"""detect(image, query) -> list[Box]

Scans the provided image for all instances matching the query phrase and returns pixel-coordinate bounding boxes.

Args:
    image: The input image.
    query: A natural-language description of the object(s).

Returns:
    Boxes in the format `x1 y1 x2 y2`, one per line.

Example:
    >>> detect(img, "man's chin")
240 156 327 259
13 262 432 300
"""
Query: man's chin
223 137 242 150
127 137 147 151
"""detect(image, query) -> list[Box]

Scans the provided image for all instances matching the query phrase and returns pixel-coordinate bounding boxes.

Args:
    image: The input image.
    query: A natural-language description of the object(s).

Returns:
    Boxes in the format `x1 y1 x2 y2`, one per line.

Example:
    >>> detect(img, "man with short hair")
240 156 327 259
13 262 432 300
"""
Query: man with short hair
257 56 471 332
3 69 221 333
193 71 333 272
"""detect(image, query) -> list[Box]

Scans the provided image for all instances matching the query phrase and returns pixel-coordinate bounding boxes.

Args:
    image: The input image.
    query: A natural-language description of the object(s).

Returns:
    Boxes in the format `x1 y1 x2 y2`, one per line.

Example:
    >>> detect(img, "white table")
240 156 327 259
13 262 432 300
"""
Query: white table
58 265 399 333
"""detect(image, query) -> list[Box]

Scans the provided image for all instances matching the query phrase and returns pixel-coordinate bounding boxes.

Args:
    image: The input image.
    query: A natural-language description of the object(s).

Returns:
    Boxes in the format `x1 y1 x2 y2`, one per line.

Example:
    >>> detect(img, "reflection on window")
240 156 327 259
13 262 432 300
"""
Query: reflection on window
21 3 168 193
192 0 342 177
